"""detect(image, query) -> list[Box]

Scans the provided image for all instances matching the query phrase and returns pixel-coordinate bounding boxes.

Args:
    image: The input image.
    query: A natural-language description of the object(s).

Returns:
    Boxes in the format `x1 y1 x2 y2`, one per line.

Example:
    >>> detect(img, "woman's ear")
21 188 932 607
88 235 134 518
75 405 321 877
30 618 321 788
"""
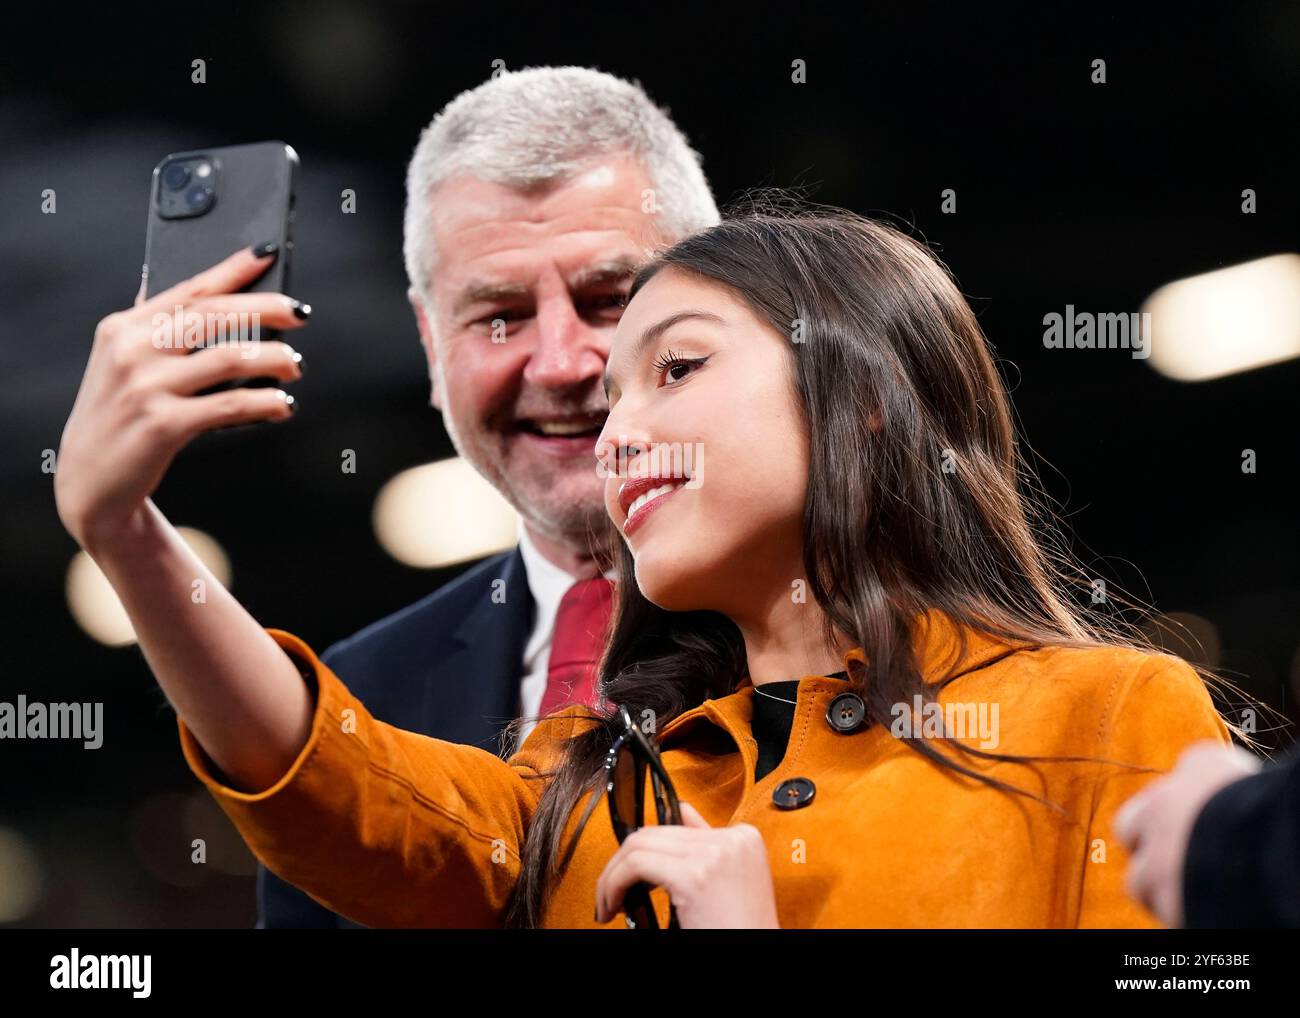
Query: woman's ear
867 408 883 433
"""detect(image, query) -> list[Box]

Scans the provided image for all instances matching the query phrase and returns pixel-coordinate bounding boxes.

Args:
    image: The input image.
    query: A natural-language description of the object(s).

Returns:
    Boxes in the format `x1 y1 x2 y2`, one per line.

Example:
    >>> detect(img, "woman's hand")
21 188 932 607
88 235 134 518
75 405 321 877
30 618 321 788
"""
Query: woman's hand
55 245 307 554
594 801 781 928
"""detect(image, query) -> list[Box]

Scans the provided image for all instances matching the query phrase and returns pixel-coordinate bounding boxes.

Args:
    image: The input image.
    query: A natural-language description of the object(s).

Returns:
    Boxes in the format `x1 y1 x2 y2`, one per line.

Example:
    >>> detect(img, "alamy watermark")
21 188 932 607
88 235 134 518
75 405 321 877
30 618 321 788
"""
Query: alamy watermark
1043 305 1151 359
890 695 1000 749
50 950 150 998
0 696 102 748
152 306 262 357
595 437 705 488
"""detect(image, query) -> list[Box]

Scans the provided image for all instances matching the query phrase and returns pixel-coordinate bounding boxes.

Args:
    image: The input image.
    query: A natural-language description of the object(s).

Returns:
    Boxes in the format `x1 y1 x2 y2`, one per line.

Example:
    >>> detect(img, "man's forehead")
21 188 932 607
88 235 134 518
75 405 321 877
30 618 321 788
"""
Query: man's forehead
435 220 655 307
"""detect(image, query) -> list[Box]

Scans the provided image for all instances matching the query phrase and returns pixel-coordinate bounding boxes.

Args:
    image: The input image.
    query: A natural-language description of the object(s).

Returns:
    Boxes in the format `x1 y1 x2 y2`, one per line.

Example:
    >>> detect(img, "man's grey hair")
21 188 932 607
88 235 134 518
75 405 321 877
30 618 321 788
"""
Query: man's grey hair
403 65 721 306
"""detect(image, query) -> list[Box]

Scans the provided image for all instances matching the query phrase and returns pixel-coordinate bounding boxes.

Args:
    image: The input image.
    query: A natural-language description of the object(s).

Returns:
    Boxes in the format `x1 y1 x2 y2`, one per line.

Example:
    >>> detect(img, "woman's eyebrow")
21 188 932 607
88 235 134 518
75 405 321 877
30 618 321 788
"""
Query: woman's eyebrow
603 310 725 397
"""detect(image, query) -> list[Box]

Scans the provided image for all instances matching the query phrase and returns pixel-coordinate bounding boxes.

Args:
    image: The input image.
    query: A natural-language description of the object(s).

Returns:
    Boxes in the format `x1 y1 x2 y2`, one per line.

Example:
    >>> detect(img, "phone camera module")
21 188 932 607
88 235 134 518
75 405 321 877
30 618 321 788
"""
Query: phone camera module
157 155 217 219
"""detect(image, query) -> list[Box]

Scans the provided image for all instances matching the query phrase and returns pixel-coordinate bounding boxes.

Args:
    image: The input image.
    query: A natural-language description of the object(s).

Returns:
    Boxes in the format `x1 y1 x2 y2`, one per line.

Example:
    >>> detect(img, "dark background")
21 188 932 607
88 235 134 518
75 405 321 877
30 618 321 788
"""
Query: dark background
1 2 1296 926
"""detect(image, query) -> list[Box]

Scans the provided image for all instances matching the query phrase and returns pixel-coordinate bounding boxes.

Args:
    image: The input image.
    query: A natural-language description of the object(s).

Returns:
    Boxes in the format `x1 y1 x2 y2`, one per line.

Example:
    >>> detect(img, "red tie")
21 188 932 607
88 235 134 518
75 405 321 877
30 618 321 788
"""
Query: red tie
539 577 615 717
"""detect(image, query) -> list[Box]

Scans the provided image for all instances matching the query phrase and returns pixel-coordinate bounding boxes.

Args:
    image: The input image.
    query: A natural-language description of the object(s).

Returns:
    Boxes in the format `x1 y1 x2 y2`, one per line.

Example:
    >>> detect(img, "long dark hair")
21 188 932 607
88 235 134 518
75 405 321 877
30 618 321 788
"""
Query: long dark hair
502 196 1259 928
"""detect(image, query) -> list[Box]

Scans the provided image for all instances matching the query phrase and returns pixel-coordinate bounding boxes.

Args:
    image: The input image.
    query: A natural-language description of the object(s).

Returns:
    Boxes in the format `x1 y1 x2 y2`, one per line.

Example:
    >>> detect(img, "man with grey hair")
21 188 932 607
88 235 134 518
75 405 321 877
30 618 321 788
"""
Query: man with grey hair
258 65 719 927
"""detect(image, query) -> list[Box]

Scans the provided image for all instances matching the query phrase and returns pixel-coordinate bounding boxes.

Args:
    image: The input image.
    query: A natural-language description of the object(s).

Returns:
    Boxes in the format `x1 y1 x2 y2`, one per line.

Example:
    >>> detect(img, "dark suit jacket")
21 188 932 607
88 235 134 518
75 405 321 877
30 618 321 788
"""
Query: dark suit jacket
1183 746 1300 928
256 546 534 928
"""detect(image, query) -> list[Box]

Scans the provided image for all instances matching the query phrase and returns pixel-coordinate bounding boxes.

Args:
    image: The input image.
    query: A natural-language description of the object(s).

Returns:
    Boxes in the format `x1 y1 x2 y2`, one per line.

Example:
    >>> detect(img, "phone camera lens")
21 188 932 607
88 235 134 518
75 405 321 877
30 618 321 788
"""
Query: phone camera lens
162 163 192 190
185 185 213 210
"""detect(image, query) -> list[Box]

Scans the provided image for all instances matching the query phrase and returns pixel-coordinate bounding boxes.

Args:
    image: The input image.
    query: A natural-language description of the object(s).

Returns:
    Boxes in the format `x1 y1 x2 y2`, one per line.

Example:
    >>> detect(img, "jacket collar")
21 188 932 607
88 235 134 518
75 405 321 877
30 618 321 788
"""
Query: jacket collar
657 608 1033 745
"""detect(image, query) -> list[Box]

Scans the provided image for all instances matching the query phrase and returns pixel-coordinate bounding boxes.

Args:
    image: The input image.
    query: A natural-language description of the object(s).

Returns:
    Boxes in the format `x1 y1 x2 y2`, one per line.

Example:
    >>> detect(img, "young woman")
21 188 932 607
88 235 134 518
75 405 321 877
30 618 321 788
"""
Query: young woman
55 203 1240 928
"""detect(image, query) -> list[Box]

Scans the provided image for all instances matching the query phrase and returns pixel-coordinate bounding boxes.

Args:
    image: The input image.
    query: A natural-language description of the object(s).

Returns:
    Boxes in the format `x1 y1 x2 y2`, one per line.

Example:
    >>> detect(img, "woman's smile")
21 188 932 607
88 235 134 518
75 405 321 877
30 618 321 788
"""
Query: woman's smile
619 475 687 537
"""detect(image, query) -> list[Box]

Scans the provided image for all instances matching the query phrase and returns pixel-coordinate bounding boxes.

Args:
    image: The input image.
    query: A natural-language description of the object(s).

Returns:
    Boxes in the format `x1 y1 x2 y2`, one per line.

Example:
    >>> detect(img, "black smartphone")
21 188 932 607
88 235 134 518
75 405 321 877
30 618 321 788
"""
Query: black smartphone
143 141 299 392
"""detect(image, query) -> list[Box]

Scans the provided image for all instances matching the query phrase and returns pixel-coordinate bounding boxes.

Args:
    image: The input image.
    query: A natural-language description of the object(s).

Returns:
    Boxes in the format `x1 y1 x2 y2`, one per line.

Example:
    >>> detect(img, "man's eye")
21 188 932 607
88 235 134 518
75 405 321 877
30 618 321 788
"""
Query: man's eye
581 293 629 317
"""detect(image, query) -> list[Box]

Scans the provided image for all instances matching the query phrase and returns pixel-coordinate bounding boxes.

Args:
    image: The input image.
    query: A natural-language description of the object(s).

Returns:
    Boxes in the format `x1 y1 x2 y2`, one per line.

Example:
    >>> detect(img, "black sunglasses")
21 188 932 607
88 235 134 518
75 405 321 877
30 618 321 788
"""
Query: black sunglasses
604 703 682 929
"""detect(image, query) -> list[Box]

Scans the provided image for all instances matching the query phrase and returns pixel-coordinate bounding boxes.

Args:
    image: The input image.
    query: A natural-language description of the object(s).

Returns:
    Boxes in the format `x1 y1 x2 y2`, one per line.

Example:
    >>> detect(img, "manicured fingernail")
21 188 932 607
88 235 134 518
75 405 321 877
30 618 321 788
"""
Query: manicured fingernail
277 390 296 413
250 241 279 258
285 347 304 370
289 298 312 320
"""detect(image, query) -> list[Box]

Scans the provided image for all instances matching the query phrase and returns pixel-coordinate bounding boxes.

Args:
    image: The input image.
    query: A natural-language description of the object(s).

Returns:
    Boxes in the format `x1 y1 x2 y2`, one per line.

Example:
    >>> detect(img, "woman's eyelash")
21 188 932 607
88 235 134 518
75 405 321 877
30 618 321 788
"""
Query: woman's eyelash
651 348 709 382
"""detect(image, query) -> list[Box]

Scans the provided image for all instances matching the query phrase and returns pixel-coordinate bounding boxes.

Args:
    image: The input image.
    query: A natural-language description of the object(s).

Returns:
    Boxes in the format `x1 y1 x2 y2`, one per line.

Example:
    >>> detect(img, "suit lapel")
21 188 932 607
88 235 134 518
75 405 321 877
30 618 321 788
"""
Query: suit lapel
419 546 535 756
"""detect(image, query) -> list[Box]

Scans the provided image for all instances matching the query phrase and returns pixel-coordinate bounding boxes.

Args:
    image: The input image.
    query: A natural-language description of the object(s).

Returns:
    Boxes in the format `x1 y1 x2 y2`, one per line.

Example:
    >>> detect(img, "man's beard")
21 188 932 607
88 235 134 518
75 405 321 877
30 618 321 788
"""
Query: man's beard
450 413 616 555
515 480 615 549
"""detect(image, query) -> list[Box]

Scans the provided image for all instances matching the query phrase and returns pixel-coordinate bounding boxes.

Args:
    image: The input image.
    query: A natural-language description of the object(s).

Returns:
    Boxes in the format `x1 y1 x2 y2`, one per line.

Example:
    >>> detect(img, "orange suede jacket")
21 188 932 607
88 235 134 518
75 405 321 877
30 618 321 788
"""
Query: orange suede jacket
178 610 1231 928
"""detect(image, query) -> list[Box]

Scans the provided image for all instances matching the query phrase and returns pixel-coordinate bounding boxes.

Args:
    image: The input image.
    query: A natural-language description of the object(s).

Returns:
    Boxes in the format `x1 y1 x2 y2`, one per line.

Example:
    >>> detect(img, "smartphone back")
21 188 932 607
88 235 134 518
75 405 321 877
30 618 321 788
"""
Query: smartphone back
143 141 297 299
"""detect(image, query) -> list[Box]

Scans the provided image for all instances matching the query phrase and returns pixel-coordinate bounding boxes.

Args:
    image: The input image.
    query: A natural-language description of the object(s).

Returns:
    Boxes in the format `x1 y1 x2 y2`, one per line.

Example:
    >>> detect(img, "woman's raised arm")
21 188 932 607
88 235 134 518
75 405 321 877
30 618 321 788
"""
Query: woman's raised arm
55 246 313 793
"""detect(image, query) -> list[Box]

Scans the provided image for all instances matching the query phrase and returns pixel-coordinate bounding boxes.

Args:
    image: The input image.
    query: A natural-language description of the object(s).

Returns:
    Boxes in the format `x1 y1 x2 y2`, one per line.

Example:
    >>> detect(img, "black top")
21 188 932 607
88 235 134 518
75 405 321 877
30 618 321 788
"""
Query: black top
751 671 849 782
